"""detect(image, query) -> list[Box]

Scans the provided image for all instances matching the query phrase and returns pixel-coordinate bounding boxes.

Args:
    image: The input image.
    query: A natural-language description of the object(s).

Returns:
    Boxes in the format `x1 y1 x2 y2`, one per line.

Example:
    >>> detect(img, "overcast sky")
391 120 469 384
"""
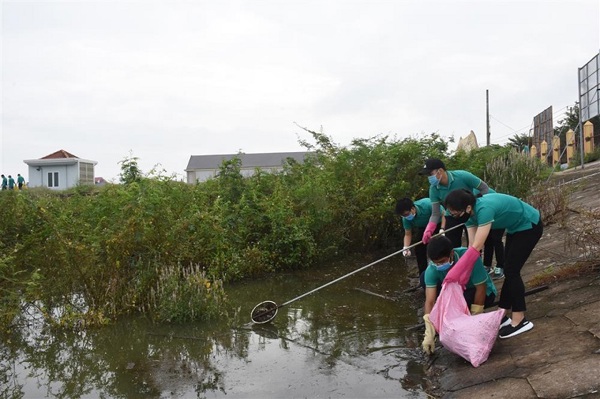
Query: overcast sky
1 1 599 181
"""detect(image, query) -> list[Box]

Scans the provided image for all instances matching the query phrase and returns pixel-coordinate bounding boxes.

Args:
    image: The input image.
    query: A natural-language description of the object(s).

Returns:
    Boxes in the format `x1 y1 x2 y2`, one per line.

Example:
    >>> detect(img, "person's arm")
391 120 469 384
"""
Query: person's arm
424 286 437 314
469 283 487 315
423 202 440 244
477 180 490 195
473 283 486 306
467 226 477 247
402 230 413 256
470 223 492 252
403 230 412 248
429 201 441 224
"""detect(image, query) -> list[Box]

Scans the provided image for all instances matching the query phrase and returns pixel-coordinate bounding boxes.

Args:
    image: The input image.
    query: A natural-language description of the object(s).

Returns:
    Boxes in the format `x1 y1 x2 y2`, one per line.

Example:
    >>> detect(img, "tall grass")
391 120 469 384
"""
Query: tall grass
483 150 548 199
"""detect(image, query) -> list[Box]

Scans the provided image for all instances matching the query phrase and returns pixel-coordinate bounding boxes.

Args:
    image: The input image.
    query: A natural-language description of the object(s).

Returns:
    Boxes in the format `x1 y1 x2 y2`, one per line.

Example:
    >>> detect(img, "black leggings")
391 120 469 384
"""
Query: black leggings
484 228 505 268
498 219 543 312
413 224 441 274
445 215 468 248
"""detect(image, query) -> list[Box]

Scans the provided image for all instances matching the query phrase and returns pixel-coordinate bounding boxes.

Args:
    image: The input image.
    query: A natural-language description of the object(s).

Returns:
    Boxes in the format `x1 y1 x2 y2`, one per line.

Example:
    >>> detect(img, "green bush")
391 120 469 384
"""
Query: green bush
482 150 548 198
3 133 548 327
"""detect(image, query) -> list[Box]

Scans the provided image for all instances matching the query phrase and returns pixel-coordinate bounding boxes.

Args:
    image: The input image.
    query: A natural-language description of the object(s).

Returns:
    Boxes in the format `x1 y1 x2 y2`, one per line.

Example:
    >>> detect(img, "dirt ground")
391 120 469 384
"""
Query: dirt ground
422 160 600 399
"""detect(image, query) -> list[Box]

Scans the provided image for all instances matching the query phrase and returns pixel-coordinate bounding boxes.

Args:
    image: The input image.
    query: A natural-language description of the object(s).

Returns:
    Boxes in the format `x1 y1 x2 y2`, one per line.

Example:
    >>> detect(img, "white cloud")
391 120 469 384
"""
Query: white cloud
2 0 599 180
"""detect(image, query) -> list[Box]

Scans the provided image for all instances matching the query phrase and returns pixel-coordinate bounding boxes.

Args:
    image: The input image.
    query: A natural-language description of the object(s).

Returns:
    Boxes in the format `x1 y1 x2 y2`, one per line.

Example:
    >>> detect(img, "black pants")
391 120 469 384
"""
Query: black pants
445 215 468 248
498 219 544 312
484 228 505 268
413 224 441 275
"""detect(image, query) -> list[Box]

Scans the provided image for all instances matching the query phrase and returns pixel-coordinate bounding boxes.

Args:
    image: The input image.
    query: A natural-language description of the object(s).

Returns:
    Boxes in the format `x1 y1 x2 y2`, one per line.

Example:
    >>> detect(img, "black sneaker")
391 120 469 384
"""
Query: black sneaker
499 316 511 328
499 318 533 339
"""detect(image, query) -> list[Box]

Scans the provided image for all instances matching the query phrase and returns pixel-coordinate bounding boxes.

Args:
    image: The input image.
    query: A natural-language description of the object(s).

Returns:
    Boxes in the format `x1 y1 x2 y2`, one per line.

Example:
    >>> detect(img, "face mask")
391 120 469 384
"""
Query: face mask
433 261 453 272
403 213 415 221
428 171 440 186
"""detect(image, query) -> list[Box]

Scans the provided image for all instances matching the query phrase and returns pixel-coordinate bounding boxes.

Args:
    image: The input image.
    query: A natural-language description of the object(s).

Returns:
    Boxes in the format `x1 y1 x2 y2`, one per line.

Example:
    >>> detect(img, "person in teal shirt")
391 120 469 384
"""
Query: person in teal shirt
395 197 445 275
1 174 6 190
7 175 15 190
444 189 543 339
418 158 492 248
421 235 497 354
17 174 25 190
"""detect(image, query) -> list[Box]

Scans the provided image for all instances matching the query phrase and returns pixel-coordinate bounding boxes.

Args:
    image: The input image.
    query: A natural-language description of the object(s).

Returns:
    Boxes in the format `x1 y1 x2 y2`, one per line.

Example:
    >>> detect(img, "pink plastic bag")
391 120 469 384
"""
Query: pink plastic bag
429 283 504 367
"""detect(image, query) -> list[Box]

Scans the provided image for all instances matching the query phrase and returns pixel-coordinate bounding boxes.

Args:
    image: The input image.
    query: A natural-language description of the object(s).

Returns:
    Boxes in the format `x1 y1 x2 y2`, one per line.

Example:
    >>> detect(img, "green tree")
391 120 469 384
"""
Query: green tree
507 133 531 151
119 153 143 184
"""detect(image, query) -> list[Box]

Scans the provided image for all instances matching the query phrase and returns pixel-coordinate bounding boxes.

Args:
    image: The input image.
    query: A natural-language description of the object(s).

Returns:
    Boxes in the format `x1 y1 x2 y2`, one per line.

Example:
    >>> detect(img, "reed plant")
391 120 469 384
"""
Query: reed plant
483 150 548 199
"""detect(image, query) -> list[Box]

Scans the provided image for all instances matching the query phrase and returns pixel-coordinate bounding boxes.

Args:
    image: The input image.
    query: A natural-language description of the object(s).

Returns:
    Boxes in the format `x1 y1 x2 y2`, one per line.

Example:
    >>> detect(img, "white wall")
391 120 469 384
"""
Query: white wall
27 164 79 189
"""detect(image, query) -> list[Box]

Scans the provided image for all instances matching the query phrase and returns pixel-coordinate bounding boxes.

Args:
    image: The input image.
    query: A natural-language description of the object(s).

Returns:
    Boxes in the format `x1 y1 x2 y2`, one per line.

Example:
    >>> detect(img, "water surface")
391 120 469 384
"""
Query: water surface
2 254 428 398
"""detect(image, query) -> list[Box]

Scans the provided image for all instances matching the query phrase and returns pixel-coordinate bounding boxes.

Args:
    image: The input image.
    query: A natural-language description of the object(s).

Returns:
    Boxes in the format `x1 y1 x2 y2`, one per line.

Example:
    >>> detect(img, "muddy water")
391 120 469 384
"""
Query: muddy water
2 255 428 398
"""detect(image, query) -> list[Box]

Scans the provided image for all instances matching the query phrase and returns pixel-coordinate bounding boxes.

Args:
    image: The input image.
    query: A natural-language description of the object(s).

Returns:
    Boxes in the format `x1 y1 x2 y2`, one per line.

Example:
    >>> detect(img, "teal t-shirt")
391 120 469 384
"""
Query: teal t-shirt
465 193 541 234
429 170 484 205
423 247 497 297
402 198 445 229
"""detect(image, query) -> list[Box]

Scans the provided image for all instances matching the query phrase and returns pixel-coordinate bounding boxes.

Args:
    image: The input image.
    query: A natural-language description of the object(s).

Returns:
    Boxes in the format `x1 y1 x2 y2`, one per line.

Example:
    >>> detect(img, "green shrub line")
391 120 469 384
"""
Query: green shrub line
0 132 552 327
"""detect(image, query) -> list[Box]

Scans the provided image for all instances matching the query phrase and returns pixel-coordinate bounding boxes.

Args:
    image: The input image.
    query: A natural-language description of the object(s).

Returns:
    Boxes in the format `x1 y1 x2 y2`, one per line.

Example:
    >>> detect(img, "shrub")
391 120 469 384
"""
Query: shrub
483 150 548 199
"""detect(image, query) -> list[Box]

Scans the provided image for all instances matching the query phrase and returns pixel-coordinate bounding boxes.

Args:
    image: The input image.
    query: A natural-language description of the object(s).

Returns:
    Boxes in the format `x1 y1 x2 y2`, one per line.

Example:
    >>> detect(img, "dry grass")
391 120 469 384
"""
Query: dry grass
526 182 573 228
528 261 600 287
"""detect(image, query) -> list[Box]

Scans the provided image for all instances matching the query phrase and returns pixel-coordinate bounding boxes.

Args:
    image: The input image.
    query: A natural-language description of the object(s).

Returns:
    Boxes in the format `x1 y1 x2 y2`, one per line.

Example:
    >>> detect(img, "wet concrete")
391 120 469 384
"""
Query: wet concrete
423 160 600 399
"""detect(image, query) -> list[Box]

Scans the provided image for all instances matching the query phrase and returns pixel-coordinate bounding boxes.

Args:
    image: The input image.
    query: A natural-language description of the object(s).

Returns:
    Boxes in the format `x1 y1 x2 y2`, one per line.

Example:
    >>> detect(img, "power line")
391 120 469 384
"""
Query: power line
488 102 577 145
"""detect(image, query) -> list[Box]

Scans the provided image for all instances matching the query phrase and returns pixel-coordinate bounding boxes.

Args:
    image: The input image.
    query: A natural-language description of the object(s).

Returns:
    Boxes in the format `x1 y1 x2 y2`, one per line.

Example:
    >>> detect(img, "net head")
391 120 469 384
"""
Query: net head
251 300 278 324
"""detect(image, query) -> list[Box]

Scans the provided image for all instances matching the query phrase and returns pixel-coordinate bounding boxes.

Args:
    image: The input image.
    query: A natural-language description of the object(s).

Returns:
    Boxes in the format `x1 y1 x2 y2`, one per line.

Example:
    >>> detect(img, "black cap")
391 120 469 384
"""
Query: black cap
418 158 446 175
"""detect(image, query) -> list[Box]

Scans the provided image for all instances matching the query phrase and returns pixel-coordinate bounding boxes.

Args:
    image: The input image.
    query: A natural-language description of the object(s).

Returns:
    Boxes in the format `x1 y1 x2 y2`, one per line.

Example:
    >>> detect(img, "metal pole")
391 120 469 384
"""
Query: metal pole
577 67 585 169
486 90 490 146
252 224 467 323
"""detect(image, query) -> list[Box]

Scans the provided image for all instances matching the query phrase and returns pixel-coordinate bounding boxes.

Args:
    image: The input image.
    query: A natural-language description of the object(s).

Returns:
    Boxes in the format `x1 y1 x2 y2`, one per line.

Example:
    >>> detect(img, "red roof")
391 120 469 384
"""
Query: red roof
41 150 79 159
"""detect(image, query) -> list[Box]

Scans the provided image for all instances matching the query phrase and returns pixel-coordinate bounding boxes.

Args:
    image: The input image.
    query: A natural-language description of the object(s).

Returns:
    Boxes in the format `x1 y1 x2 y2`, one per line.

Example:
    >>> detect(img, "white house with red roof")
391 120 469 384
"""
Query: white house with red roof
24 150 97 190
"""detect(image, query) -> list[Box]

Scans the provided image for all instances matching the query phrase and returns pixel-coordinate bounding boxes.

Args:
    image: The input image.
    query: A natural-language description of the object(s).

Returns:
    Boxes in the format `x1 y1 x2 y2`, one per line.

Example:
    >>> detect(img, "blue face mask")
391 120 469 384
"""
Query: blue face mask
428 170 440 186
403 213 415 221
434 261 453 271
430 253 454 271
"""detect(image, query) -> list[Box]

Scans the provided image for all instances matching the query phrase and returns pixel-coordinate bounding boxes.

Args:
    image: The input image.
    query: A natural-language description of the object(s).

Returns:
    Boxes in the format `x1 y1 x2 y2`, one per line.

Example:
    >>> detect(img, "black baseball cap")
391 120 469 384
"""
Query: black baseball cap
418 158 446 175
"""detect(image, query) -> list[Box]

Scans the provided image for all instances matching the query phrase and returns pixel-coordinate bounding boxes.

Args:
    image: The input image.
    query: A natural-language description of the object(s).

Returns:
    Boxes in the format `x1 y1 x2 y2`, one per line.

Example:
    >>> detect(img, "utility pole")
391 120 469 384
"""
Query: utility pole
486 89 490 146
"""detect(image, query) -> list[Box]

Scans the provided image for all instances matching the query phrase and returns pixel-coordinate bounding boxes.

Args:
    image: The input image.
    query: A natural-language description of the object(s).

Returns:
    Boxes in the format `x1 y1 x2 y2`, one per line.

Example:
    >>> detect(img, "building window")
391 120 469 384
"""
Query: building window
47 172 59 187
79 162 94 185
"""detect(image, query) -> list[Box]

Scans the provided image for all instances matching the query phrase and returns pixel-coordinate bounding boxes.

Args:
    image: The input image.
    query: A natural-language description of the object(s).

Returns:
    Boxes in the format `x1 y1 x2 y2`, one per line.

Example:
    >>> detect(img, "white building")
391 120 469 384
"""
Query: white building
24 149 97 190
185 152 313 183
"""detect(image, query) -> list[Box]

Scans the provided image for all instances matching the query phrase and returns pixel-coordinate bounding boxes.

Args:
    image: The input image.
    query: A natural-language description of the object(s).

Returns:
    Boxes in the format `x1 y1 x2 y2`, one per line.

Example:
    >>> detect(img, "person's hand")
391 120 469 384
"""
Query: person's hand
470 304 484 315
422 222 437 244
402 247 412 257
422 314 436 354
438 228 445 236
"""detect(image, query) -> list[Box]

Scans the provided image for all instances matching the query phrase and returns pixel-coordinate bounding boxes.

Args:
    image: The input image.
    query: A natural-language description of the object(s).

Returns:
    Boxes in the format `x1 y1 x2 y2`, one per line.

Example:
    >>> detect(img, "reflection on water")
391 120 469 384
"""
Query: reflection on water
1 255 428 398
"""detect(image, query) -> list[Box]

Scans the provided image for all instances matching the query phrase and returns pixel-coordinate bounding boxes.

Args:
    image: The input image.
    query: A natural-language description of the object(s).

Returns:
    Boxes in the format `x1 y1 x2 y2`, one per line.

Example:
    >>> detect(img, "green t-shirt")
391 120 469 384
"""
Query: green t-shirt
402 198 445 229
423 247 497 297
429 170 483 205
465 193 540 234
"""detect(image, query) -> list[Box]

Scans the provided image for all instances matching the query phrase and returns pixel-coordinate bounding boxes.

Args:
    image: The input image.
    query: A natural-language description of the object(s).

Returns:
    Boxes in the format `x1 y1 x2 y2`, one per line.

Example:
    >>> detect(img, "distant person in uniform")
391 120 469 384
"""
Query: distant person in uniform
1 175 7 190
7 175 15 190
17 174 25 190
